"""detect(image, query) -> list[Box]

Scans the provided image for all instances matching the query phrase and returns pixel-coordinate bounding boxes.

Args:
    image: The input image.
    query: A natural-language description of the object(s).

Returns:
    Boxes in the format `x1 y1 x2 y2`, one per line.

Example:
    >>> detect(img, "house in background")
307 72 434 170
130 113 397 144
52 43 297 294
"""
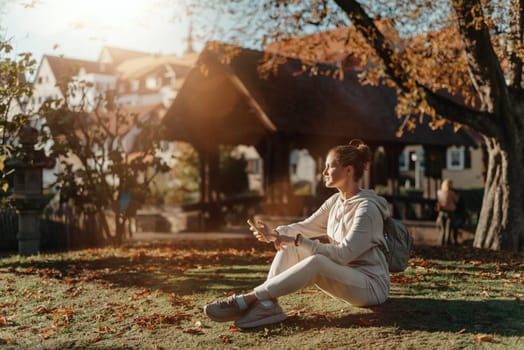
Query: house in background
28 46 198 189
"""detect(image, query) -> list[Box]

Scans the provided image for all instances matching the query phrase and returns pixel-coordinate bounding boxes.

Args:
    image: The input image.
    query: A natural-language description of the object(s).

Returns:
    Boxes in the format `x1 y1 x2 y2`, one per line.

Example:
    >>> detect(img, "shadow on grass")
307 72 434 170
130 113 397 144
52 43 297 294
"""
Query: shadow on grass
1 241 522 337
278 297 523 337
0 242 271 296
412 245 523 265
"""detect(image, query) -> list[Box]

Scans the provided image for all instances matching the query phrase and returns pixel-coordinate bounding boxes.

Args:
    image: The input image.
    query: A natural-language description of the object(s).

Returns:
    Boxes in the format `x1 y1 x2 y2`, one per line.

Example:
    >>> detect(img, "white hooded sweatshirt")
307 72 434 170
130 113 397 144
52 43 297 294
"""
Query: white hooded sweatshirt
275 189 390 298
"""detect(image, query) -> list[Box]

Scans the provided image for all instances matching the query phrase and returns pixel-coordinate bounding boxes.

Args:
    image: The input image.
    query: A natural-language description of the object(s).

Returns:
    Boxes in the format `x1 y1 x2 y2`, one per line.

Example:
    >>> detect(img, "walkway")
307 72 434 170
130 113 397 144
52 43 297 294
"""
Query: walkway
126 220 475 246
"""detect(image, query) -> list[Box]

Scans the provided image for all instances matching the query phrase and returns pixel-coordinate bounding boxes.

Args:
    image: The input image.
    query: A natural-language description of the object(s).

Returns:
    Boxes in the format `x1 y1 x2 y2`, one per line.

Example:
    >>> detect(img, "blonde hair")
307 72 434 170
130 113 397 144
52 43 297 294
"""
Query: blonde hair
441 179 453 191
329 139 371 180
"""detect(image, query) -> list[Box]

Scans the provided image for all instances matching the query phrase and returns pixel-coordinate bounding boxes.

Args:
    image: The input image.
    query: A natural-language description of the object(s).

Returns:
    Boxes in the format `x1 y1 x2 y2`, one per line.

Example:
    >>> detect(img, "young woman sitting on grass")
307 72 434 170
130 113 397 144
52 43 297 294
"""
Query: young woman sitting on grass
204 139 391 329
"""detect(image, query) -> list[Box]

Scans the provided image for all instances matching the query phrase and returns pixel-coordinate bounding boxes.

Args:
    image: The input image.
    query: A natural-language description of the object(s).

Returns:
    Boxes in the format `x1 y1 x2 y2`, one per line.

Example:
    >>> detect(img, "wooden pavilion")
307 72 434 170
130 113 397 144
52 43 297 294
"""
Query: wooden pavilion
162 43 478 228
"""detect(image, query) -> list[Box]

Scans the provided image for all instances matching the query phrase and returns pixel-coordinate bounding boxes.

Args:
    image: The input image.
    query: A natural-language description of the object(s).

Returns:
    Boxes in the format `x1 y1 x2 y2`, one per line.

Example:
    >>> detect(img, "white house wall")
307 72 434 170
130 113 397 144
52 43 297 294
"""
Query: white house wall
30 58 63 112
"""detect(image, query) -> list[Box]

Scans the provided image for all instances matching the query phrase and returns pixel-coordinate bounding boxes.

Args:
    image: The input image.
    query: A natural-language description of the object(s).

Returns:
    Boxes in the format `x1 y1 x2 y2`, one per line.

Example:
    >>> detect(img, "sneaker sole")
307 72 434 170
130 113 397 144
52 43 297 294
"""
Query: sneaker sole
203 304 243 322
234 312 287 329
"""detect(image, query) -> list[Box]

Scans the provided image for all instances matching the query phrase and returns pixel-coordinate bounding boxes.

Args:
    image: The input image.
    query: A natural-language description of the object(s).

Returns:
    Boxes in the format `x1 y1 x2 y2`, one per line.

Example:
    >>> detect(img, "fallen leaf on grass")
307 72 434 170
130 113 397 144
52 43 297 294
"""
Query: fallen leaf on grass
473 334 494 342
40 332 52 339
418 259 432 268
35 306 56 315
456 328 466 334
92 335 102 343
218 334 231 344
135 313 192 329
286 308 307 317
228 325 241 332
131 289 150 300
183 328 204 335
0 338 16 345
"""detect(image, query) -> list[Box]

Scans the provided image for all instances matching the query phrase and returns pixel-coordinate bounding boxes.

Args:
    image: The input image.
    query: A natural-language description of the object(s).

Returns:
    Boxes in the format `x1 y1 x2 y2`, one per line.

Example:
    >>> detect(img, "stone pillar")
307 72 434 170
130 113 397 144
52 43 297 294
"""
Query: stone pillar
7 126 53 255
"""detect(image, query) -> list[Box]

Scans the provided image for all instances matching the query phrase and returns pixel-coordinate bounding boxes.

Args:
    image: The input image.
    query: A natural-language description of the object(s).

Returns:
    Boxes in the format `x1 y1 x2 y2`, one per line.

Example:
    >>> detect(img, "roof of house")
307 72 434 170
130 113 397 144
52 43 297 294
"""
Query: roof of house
44 55 114 79
99 46 152 66
116 54 196 80
162 43 479 150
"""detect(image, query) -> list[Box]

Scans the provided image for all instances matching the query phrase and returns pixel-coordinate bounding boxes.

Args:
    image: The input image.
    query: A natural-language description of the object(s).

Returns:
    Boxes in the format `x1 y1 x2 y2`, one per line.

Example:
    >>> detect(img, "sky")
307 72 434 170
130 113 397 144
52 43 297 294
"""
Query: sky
1 0 200 62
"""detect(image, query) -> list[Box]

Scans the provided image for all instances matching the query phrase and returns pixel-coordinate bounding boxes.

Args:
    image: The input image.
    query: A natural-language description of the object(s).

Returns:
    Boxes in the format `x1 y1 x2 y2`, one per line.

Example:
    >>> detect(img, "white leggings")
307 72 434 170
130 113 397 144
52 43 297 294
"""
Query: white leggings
253 245 387 307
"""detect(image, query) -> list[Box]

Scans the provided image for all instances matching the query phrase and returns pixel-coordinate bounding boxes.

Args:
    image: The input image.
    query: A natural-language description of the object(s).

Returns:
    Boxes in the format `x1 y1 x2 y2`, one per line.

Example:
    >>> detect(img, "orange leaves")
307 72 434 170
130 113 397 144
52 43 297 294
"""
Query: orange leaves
168 293 190 307
134 312 192 330
228 325 241 332
218 334 231 344
473 334 494 342
131 288 150 301
35 305 56 315
417 259 432 268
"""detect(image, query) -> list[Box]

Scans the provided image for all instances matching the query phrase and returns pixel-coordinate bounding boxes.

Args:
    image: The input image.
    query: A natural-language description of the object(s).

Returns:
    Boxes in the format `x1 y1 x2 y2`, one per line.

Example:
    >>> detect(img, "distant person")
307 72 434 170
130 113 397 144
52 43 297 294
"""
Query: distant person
203 139 391 329
436 179 460 245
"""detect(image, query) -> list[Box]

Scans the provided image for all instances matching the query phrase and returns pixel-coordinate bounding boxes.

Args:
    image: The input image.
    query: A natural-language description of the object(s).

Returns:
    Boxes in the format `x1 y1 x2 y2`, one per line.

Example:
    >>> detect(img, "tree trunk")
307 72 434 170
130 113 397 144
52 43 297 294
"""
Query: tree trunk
474 137 524 251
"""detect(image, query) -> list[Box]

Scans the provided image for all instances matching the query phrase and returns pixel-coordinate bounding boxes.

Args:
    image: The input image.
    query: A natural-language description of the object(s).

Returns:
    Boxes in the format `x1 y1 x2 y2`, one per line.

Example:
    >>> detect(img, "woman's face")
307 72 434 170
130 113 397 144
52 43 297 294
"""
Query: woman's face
322 151 352 189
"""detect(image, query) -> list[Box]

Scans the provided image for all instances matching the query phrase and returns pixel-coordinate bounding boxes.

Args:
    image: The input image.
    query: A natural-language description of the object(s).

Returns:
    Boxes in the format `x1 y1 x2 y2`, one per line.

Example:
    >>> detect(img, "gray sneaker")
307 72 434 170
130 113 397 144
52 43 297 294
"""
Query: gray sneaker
204 295 246 322
234 300 287 329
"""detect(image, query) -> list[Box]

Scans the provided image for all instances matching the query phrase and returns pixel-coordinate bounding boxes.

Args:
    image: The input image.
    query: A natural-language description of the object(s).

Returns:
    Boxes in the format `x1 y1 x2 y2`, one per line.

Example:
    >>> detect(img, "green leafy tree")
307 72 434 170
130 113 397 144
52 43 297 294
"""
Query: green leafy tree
42 82 171 245
0 41 36 197
169 142 200 204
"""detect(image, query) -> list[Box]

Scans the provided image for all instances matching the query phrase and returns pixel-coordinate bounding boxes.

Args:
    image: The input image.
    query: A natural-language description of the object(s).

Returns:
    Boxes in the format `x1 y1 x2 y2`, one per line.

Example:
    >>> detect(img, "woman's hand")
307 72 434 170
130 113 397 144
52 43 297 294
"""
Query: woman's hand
248 220 277 243
248 220 296 250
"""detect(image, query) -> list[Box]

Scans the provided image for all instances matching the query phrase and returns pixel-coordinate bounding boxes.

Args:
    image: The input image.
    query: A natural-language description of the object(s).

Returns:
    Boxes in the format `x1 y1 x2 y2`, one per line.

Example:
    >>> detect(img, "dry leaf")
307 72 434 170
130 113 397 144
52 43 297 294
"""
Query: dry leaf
92 335 102 343
473 334 493 342
228 325 241 332
218 334 231 344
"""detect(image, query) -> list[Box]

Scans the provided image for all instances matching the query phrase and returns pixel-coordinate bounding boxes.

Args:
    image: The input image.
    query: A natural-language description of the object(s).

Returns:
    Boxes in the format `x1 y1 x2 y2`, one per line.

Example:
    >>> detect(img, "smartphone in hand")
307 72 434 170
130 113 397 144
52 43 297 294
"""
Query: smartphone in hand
247 218 270 242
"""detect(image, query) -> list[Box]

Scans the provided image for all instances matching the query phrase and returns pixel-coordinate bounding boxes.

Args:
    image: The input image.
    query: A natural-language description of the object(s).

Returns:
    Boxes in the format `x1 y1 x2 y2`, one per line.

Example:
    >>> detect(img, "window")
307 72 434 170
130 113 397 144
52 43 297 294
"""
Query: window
247 159 261 174
399 151 408 171
145 77 157 90
408 151 417 170
447 146 465 170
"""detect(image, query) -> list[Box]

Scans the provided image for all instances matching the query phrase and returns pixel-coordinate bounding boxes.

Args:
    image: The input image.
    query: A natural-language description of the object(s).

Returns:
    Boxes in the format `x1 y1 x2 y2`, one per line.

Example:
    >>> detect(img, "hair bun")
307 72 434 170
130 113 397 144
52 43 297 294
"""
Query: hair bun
348 139 371 163
348 139 363 147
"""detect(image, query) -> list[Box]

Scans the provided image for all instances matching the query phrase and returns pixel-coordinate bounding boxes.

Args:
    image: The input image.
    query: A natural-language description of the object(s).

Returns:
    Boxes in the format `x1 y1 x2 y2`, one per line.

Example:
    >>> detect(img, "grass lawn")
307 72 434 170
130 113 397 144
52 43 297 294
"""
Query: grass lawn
0 238 522 350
